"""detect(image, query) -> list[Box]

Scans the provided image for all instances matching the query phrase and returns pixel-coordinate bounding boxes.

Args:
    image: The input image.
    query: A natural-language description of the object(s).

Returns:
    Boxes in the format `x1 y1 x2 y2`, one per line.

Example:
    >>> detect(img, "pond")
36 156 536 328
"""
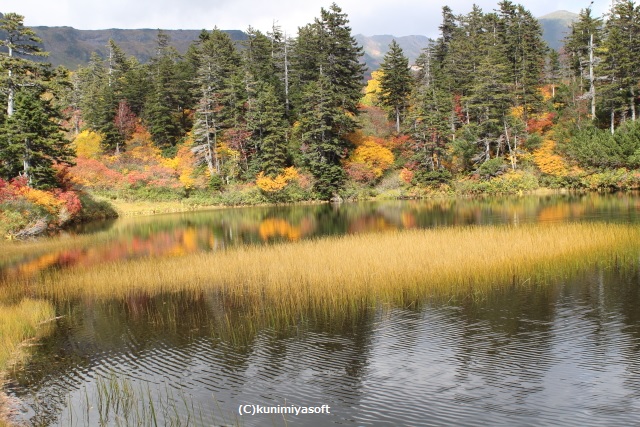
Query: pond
2 192 640 426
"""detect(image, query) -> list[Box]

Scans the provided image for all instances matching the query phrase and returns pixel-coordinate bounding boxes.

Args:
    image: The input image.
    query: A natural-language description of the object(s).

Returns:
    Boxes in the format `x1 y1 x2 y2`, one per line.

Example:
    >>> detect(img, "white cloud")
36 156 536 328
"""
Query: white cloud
1 0 611 37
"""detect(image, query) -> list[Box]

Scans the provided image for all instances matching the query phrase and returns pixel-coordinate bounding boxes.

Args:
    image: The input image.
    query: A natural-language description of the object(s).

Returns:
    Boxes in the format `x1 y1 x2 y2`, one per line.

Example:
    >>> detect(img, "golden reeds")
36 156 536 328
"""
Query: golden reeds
32 222 640 311
0 299 55 371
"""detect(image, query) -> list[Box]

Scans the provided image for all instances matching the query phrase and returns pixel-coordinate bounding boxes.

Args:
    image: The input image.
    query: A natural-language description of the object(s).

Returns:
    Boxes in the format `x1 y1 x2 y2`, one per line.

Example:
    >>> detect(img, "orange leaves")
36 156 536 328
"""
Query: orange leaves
527 112 556 135
533 139 568 176
399 168 414 184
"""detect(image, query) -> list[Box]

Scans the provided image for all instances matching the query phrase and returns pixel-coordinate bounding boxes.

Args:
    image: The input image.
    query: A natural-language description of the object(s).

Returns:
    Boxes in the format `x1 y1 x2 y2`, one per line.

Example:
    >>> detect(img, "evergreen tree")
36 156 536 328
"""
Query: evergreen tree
0 87 72 188
0 13 48 117
378 40 412 132
192 28 241 176
247 83 288 176
294 3 365 198
144 31 182 152
564 7 602 120
599 0 640 130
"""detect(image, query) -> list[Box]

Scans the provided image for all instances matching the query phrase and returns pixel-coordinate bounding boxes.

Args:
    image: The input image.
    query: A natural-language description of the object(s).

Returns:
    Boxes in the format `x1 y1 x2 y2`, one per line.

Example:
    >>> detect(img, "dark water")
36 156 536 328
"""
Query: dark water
3 193 640 426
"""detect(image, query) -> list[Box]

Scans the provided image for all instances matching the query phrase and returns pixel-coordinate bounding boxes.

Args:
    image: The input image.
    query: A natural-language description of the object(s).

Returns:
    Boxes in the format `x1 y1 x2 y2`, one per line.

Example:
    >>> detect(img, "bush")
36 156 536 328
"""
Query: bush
477 158 508 178
412 169 452 187
455 170 539 195
563 121 640 169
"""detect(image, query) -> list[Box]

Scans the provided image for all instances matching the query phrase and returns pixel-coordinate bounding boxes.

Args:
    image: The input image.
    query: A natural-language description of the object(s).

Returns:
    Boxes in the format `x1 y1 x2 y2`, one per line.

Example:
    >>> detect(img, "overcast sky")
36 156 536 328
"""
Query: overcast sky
1 0 611 37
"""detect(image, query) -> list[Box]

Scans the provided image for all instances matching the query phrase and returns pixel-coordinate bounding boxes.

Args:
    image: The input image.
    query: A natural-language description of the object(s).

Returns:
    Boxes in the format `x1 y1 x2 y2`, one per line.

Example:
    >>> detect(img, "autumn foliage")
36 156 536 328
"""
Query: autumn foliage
256 167 302 192
69 124 202 196
533 139 569 177
344 131 394 183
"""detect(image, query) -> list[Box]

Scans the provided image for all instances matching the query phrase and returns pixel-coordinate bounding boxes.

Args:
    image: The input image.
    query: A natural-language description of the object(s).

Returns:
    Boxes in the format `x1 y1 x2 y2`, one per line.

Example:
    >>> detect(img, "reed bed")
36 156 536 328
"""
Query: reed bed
0 299 55 372
31 223 640 312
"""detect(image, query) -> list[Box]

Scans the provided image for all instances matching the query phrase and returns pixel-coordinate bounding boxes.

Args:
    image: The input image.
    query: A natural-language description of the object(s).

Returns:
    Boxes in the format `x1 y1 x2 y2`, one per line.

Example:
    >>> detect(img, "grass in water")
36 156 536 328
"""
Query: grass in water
0 299 55 371
65 372 238 427
0 298 55 426
27 223 640 310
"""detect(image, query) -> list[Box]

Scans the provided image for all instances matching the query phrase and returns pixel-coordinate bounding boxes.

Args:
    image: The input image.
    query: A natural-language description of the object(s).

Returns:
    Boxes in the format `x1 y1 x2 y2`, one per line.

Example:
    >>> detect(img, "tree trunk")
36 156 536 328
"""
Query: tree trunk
23 138 31 186
631 87 636 121
611 109 615 134
395 106 400 133
589 33 596 121
7 44 14 116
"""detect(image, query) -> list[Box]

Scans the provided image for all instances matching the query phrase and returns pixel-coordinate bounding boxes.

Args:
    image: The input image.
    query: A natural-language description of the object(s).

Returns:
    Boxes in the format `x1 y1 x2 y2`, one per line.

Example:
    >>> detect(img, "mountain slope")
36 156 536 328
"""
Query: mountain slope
0 10 578 71
539 10 579 50
28 26 247 69
355 34 430 73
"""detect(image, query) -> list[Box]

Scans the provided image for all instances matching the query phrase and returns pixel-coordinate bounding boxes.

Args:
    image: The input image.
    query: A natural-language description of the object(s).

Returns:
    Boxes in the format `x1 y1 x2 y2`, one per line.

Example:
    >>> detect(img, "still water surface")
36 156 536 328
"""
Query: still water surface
3 193 640 426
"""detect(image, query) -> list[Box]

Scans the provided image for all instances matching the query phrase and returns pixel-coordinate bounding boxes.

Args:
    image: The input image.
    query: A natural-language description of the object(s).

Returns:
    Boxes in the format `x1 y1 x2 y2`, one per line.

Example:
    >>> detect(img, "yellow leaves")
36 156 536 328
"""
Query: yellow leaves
256 167 300 193
539 85 553 102
361 70 382 107
347 140 394 179
20 187 63 214
510 106 524 120
533 139 569 177
73 130 103 159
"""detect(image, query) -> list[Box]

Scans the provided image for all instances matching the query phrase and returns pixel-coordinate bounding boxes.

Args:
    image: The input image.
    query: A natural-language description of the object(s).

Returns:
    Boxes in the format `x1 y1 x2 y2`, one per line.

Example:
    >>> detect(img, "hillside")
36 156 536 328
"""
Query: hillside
538 10 579 50
29 26 248 69
354 34 430 73
1 10 577 70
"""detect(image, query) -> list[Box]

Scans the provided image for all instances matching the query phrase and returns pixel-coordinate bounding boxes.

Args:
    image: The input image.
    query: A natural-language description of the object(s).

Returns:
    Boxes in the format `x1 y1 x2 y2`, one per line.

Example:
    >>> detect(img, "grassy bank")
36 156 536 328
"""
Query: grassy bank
25 223 640 310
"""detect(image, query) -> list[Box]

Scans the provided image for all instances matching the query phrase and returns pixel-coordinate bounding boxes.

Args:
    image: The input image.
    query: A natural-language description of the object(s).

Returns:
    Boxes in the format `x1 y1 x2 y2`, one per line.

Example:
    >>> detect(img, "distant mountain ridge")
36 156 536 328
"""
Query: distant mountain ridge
0 10 578 71
538 10 579 50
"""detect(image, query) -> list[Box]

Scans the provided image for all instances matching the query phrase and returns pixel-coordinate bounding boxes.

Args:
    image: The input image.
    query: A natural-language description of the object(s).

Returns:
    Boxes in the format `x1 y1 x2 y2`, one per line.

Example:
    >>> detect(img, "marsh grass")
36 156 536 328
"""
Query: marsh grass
66 372 239 427
27 223 640 313
0 299 55 372
0 298 55 427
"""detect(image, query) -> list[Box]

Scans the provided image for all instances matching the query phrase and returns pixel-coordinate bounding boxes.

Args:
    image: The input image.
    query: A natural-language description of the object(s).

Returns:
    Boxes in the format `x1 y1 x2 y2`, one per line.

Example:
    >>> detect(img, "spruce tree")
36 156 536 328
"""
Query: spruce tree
0 13 48 117
378 40 412 133
192 29 241 176
0 87 72 188
294 3 365 198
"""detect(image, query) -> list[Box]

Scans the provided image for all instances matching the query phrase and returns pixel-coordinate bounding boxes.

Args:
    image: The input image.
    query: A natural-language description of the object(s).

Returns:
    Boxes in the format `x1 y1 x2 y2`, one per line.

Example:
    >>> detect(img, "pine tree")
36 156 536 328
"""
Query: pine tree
294 3 365 198
565 7 602 120
144 31 182 152
0 13 48 117
378 40 412 132
192 28 241 176
599 0 640 130
0 87 72 188
247 83 288 176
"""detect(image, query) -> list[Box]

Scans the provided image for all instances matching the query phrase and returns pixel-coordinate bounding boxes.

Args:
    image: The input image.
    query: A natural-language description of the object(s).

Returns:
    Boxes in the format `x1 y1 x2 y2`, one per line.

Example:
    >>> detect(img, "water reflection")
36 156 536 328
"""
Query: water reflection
2 193 640 280
5 264 640 426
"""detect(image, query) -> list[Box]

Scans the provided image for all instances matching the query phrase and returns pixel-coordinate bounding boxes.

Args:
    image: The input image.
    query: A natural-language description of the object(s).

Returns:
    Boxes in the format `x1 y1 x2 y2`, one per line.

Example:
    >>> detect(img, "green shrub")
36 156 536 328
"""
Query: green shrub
412 169 453 187
563 121 640 168
477 158 507 178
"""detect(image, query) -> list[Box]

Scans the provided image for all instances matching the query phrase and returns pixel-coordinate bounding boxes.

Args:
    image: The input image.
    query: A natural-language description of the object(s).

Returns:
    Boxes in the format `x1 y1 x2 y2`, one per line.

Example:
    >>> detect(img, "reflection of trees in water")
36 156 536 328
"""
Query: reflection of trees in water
451 284 558 411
